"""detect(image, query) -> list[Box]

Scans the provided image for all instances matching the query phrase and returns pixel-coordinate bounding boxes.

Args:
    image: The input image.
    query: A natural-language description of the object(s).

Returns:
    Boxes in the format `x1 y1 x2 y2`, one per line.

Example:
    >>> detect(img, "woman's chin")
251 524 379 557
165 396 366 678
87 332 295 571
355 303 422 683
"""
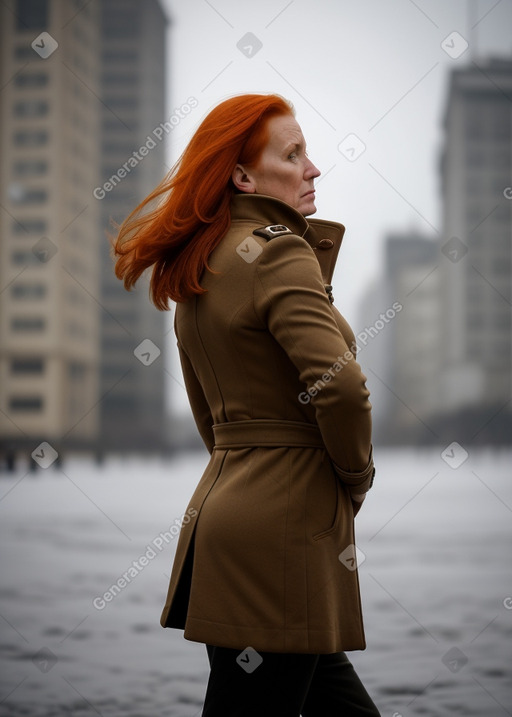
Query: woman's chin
300 200 317 217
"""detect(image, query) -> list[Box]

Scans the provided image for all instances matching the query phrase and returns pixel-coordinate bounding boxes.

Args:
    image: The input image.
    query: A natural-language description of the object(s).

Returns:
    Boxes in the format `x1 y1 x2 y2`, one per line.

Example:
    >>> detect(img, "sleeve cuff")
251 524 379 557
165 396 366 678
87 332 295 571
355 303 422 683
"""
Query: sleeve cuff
332 448 375 496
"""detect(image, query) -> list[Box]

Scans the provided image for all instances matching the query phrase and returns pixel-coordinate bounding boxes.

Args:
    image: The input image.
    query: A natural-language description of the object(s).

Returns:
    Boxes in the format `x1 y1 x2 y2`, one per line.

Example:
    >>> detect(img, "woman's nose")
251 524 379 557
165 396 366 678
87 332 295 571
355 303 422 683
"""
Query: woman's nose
305 158 321 179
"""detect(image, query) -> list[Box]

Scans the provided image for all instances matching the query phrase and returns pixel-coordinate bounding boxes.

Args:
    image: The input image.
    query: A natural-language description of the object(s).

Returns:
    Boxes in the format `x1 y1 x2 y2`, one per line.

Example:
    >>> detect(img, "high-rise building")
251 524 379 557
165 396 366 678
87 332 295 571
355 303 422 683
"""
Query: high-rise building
0 0 170 466
0 0 102 459
358 232 439 444
436 57 512 441
96 0 169 452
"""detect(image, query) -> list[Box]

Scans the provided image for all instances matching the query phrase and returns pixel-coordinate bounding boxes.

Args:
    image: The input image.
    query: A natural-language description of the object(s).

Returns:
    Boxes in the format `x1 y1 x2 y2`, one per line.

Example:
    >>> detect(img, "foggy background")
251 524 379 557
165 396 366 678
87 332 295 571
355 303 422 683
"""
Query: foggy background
1 0 511 456
1 1 511 715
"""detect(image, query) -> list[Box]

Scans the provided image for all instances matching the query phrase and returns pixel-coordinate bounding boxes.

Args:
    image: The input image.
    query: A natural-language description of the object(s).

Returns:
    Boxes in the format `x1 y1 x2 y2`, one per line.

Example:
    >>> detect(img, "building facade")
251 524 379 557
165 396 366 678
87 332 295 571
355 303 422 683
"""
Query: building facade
360 57 512 446
97 0 169 452
436 58 512 442
0 0 102 459
0 0 170 466
357 233 439 444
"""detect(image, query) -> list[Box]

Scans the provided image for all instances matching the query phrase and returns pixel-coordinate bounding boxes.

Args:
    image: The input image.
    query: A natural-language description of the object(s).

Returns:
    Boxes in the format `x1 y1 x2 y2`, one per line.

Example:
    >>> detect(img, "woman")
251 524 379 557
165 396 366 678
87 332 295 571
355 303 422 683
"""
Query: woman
114 94 380 716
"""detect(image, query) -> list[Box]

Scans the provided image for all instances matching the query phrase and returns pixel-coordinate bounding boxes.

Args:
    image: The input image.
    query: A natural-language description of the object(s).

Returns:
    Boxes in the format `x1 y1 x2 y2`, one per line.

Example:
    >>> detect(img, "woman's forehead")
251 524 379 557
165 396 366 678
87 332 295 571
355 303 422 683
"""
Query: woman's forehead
266 115 305 147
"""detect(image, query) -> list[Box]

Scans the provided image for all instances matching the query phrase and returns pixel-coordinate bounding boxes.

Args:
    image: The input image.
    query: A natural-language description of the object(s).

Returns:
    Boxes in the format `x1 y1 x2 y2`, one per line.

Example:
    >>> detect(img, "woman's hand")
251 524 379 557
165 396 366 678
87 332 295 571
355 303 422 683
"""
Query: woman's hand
351 493 366 517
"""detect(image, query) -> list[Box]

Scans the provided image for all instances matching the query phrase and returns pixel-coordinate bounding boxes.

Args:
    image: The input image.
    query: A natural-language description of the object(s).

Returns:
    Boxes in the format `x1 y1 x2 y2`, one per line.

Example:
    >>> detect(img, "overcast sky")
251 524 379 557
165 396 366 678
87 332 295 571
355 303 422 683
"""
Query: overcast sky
159 0 512 412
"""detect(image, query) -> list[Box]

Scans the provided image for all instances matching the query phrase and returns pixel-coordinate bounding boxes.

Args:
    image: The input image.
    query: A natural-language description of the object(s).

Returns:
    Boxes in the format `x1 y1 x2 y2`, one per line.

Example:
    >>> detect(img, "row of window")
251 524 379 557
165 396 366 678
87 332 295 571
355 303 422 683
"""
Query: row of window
12 131 94 156
465 100 511 141
467 204 510 226
465 147 511 169
9 397 43 412
10 317 45 331
102 73 140 86
14 129 48 147
467 257 512 275
15 0 48 30
8 358 89 376
11 250 42 266
9 186 48 204
15 72 48 88
10 357 44 374
466 285 511 304
102 50 138 63
8 394 159 414
11 283 47 299
465 313 511 329
11 219 47 234
14 99 48 117
13 159 48 177
9 318 93 336
466 175 512 194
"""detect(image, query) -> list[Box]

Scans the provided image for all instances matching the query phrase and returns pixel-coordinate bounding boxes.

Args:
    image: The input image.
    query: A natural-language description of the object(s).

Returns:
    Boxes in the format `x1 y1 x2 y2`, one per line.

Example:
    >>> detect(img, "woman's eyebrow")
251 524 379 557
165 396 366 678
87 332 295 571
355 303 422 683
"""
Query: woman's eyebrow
283 141 305 153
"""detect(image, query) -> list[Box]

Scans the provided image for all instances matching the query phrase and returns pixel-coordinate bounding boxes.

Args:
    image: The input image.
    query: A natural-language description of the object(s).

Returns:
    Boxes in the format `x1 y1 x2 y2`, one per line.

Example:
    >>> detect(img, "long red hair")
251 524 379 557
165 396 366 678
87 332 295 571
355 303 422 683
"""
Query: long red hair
112 94 294 309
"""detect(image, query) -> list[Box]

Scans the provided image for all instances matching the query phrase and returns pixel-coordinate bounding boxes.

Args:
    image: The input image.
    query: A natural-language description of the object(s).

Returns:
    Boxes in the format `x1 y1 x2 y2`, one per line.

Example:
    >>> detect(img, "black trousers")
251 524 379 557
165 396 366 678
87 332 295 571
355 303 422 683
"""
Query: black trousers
202 645 381 716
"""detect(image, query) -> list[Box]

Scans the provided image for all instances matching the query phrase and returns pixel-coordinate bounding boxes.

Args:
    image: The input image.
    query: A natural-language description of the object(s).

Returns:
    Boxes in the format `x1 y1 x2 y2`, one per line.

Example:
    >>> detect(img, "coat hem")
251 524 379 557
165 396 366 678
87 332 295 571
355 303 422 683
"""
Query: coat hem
180 616 366 654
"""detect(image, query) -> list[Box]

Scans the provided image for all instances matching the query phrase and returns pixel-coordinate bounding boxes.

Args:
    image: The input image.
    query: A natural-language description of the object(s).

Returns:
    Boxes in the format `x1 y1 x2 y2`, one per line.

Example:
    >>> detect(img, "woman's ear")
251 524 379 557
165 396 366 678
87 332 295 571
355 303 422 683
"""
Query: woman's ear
232 164 256 193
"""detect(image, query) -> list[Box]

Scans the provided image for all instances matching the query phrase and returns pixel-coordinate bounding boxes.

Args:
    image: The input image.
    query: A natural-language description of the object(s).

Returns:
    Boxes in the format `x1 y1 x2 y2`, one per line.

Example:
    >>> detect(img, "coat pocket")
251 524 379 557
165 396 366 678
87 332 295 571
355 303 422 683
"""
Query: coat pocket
311 479 342 541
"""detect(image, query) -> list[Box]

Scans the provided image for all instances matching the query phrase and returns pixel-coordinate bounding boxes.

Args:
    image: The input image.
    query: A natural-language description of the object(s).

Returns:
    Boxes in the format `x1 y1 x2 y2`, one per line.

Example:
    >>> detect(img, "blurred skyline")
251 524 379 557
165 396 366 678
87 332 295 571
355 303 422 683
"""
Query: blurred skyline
162 0 512 318
0 0 172 461
1 0 511 457
162 0 512 419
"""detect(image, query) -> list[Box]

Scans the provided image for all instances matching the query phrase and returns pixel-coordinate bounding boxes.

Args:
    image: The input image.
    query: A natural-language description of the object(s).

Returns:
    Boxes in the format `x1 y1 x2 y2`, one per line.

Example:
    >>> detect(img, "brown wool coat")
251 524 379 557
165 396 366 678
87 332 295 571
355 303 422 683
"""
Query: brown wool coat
160 193 375 654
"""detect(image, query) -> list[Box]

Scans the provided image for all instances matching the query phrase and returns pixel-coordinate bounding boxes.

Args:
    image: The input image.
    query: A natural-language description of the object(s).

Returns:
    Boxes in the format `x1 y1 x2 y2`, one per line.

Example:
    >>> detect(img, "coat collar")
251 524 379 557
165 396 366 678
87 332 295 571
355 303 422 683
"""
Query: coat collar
230 193 345 284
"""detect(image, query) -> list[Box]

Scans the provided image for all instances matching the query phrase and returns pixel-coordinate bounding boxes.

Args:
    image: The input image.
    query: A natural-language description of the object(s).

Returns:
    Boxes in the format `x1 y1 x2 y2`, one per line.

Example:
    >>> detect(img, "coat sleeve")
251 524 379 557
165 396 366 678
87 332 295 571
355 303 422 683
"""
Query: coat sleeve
177 342 215 454
254 234 374 497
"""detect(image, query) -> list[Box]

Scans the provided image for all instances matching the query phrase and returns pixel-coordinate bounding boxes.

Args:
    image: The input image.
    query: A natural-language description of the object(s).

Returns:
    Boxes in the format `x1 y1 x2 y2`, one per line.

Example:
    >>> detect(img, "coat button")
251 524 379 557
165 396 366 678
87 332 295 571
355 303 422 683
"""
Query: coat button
317 239 334 249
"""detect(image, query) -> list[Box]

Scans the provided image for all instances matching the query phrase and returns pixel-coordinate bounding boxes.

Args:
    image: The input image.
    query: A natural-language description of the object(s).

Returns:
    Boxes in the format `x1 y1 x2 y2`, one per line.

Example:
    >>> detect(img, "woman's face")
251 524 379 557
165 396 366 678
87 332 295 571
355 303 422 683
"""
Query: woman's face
233 114 321 216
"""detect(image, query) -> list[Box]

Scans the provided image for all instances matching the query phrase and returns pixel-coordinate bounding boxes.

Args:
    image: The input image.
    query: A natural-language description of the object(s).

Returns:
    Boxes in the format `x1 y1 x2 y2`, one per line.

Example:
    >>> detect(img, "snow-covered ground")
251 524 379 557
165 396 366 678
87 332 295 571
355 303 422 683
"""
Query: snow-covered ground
1 447 511 716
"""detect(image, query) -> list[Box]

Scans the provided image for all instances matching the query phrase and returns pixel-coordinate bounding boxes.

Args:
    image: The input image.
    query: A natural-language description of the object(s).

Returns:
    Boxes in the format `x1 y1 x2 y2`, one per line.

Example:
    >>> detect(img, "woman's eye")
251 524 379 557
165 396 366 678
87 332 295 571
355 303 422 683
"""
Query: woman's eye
288 152 298 161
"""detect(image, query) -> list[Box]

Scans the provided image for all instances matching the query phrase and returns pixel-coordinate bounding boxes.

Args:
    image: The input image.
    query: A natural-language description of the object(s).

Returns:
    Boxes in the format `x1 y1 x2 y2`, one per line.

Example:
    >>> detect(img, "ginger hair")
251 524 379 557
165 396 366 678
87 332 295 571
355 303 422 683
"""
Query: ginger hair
112 94 294 308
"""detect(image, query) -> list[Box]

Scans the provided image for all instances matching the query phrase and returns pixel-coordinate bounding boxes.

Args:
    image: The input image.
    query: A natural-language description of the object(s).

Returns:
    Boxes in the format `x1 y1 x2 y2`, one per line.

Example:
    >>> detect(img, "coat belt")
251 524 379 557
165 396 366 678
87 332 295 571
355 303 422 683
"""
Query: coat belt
213 419 324 449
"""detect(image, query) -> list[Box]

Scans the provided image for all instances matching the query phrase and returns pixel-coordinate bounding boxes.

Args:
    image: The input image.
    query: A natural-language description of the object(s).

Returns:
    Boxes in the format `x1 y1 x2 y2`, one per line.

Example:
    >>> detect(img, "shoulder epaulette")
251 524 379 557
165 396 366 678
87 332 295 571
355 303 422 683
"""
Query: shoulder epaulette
253 224 294 240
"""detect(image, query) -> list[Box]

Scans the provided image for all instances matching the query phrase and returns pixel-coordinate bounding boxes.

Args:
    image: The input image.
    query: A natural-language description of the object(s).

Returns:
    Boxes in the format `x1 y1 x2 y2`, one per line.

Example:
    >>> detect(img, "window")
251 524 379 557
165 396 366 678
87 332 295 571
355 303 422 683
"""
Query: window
102 50 137 62
102 19 139 39
15 72 48 88
105 97 138 110
11 357 44 374
11 250 40 266
11 317 45 331
11 219 47 234
102 73 139 86
9 396 43 411
11 283 47 299
14 130 48 147
14 99 49 118
102 119 139 134
16 0 48 30
102 141 134 156
107 396 138 413
492 103 511 141
12 159 48 177
14 46 35 60
465 104 485 140
10 187 48 205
